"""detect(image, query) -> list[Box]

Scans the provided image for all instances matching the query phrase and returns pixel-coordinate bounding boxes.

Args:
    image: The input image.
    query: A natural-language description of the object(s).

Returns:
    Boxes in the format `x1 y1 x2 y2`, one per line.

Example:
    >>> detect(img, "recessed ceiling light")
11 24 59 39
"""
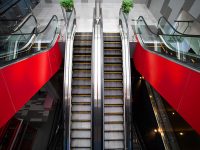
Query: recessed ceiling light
179 132 184 136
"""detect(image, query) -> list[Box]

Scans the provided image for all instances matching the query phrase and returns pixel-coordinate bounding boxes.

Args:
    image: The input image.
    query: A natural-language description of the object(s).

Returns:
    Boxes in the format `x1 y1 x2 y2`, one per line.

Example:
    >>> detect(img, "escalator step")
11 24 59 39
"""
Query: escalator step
76 32 92 36
104 36 121 42
104 82 123 88
104 107 123 114
104 121 123 124
74 36 92 41
72 85 91 88
73 48 91 54
105 124 123 131
104 73 123 79
104 115 123 122
73 72 91 78
71 122 91 130
74 41 92 47
104 42 122 48
105 141 124 149
104 103 123 107
104 71 122 73
73 56 91 62
71 139 91 148
104 64 122 71
103 33 120 37
104 98 123 105
72 105 91 112
104 95 123 99
71 114 91 121
104 57 122 63
104 132 124 140
72 78 91 85
73 64 91 71
71 130 91 138
104 52 122 57
72 77 90 80
72 102 91 105
105 87 123 90
105 79 122 82
104 89 123 96
72 88 91 95
72 96 91 103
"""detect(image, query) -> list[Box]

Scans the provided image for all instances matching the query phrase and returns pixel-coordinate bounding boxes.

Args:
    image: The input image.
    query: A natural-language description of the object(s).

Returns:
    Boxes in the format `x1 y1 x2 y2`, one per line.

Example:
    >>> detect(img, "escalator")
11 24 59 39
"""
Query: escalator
0 14 59 67
136 16 200 70
70 32 92 149
0 14 61 129
133 16 200 134
103 33 125 149
63 5 134 150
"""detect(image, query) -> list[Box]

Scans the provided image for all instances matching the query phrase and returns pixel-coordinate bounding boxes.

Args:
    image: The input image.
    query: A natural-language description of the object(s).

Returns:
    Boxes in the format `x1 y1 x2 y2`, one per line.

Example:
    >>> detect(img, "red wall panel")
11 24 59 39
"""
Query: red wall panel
0 39 62 128
0 71 16 125
133 41 200 134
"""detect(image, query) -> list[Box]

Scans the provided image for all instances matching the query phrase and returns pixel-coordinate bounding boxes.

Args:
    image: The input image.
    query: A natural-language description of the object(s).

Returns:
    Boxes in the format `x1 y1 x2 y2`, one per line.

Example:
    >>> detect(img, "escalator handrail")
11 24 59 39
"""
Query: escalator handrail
62 7 76 150
135 21 200 73
0 14 38 35
119 8 133 150
0 15 59 36
91 1 104 149
137 16 200 57
137 16 200 37
157 16 197 36
36 15 58 34
0 15 60 68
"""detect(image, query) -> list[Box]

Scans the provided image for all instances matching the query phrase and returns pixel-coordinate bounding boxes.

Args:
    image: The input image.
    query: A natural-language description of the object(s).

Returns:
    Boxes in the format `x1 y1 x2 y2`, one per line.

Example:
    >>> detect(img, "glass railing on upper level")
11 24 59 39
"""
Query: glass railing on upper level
0 14 38 34
157 16 195 36
0 15 59 67
135 16 200 71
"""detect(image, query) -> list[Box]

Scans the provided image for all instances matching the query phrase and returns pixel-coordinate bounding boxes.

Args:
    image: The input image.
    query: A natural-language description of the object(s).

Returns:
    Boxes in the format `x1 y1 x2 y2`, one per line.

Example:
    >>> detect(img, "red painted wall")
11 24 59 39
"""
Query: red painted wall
133 41 200 134
0 39 62 128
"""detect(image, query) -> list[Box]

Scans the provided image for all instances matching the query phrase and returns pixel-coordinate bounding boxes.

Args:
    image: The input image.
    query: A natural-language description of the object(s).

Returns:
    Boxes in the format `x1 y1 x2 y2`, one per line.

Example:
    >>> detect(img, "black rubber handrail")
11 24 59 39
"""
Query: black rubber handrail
137 16 158 35
174 20 194 23
137 16 200 37
0 14 38 35
36 15 58 34
157 16 199 37
0 15 58 36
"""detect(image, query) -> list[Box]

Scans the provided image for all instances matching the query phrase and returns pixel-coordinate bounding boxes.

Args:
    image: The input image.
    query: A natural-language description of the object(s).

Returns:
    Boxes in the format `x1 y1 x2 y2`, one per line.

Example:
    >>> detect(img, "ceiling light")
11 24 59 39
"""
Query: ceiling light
179 132 184 136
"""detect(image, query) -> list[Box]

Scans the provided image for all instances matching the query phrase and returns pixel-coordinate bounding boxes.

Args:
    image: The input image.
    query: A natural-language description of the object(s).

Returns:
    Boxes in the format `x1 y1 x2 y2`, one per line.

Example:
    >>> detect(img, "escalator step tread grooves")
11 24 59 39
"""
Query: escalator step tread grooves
70 33 92 149
103 33 125 150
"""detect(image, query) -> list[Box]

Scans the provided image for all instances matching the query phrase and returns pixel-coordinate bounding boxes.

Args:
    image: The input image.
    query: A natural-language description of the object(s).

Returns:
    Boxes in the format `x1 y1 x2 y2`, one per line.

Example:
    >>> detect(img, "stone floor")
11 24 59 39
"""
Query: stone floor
32 0 157 42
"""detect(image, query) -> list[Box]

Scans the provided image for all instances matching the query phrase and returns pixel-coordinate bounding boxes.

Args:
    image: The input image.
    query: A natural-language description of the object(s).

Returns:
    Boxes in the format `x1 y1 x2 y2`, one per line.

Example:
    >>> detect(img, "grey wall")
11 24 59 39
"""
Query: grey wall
146 0 200 23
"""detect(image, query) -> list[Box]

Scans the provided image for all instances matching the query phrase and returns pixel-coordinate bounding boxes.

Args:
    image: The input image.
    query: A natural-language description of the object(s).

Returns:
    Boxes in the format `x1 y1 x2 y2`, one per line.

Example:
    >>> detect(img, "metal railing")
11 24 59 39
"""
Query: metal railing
119 8 133 150
91 1 104 149
62 8 76 150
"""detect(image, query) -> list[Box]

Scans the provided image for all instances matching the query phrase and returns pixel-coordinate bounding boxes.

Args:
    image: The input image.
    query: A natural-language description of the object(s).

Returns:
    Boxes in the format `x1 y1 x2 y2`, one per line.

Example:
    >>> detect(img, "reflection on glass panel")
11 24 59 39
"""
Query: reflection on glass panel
0 15 59 67
135 16 200 70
